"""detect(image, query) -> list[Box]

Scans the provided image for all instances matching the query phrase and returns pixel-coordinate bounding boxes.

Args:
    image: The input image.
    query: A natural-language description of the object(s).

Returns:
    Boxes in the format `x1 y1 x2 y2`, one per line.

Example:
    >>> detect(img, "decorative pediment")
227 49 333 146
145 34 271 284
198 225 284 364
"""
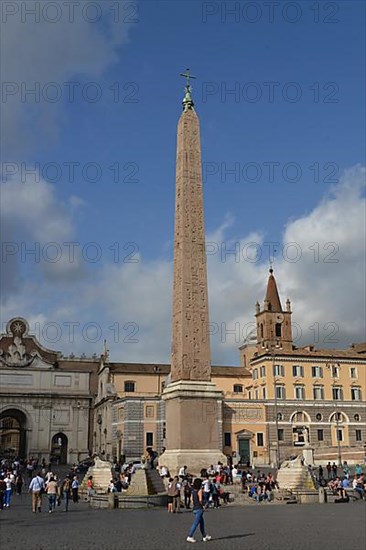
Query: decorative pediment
235 429 254 439
0 318 58 369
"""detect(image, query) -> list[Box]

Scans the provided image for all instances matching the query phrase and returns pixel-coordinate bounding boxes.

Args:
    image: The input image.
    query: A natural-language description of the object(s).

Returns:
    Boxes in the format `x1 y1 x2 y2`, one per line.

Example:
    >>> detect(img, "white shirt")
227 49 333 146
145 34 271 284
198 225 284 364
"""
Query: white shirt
203 479 211 493
178 467 186 476
4 477 12 490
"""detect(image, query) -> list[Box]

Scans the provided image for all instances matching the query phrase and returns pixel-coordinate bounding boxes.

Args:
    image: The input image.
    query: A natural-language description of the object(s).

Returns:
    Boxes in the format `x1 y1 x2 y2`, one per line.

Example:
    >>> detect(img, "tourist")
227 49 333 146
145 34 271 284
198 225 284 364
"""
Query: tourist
159 465 169 478
212 480 220 508
355 464 363 476
71 475 79 503
183 477 192 509
331 462 338 479
61 475 71 511
186 478 212 544
15 472 24 495
202 476 212 508
326 462 332 480
46 476 58 513
29 471 45 513
343 462 350 479
173 476 181 512
0 476 6 510
87 476 94 500
167 477 175 513
4 472 13 508
179 465 187 480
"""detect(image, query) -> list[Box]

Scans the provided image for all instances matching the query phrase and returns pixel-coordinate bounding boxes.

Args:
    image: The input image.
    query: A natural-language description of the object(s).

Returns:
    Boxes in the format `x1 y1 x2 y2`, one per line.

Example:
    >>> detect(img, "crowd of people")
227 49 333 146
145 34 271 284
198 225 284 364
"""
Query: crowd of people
0 456 85 513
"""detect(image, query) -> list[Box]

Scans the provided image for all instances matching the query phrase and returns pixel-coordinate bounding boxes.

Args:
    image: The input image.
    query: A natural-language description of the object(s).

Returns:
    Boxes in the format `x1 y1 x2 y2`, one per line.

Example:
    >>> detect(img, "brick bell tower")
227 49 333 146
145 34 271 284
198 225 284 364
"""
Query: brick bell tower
159 70 227 474
255 268 293 352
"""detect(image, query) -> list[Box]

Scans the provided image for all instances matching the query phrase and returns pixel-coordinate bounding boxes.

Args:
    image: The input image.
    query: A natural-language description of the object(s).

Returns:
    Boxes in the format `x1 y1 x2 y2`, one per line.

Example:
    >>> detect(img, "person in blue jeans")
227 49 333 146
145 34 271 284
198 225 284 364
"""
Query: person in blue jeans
186 478 212 544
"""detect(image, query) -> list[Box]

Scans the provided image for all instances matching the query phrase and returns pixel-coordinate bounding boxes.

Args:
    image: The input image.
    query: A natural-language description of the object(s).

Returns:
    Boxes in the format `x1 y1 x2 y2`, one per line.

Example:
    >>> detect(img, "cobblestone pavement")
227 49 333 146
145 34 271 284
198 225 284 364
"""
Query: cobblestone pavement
1 494 365 550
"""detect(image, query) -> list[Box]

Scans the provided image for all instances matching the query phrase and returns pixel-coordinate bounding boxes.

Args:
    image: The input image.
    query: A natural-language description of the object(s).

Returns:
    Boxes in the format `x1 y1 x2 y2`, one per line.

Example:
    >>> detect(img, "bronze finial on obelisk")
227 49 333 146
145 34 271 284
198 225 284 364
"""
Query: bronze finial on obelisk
170 69 211 383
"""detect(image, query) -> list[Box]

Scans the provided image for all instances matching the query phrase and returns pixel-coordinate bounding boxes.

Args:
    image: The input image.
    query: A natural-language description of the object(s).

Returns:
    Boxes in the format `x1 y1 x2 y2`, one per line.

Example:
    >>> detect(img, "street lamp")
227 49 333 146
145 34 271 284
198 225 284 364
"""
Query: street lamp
266 343 282 468
326 362 342 467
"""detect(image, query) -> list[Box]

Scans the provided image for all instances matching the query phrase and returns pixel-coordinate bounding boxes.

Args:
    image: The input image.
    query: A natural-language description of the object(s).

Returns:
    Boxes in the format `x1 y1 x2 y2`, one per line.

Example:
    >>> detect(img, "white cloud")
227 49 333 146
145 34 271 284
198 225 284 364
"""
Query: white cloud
1 166 365 363
1 2 133 156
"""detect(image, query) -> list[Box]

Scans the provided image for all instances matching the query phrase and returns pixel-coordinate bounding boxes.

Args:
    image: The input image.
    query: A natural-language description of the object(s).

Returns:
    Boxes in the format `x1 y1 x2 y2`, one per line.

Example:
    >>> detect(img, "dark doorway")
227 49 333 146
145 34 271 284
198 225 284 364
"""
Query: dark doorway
51 433 68 464
238 438 250 465
0 409 27 459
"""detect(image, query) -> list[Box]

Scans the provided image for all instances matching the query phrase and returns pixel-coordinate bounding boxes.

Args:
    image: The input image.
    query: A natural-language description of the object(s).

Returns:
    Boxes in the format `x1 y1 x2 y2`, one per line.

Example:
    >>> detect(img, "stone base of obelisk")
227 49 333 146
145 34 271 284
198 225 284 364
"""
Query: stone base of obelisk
159 380 227 476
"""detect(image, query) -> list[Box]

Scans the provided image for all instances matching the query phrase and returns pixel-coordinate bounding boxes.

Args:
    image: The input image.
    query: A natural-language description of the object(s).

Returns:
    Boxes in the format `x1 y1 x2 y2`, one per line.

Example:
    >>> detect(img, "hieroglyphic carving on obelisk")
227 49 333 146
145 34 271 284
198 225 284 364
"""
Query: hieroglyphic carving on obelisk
171 70 211 382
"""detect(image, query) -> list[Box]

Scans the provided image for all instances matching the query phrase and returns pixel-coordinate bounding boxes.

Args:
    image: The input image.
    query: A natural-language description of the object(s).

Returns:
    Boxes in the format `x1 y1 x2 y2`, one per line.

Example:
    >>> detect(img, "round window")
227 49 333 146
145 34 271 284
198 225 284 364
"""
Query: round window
354 414 360 422
277 412 283 421
315 413 322 421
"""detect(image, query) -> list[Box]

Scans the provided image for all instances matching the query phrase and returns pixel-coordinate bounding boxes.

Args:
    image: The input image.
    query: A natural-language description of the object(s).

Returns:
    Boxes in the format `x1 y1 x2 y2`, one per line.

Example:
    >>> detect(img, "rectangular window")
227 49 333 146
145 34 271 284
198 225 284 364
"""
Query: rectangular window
294 386 305 399
247 391 252 400
145 405 154 418
350 367 358 379
146 432 154 447
351 387 362 401
277 429 284 441
257 433 264 447
253 368 258 380
124 381 135 392
273 364 284 377
260 366 266 377
317 429 324 441
233 384 243 393
332 387 343 400
313 386 324 400
336 429 343 442
262 386 266 399
332 365 340 378
292 365 304 377
355 429 362 442
224 432 232 447
254 388 259 400
312 366 323 378
275 385 285 399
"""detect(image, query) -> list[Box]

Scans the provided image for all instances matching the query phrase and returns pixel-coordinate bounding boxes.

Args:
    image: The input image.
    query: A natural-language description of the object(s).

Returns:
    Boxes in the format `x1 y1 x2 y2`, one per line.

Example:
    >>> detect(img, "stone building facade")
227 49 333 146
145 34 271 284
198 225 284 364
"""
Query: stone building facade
94 270 365 468
0 318 99 464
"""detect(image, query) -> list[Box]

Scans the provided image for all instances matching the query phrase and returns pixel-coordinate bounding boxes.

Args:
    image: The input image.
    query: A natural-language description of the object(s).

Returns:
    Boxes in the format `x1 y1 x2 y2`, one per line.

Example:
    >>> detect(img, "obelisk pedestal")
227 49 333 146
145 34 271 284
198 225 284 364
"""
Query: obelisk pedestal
159 71 227 475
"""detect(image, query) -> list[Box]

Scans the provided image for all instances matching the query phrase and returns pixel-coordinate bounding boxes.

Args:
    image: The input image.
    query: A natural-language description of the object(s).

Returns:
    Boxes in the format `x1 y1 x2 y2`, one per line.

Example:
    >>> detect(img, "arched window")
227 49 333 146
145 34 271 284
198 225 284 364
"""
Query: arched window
329 411 348 423
290 411 311 424
275 323 282 337
260 323 264 338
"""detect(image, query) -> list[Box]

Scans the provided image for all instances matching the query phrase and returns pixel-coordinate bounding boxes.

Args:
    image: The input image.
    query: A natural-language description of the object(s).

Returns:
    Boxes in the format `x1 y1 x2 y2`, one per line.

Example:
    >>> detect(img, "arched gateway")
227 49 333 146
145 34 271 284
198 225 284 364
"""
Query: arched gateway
0 409 27 459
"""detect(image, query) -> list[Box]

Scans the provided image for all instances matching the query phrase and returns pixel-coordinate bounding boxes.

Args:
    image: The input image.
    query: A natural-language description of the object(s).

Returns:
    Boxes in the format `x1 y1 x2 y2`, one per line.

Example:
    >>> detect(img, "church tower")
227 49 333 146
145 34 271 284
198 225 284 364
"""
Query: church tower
160 71 226 474
255 268 293 352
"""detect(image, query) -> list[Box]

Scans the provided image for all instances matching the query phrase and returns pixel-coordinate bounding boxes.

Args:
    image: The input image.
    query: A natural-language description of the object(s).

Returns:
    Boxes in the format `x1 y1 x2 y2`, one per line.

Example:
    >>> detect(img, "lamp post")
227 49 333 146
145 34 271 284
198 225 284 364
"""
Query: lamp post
326 362 342 467
266 343 282 468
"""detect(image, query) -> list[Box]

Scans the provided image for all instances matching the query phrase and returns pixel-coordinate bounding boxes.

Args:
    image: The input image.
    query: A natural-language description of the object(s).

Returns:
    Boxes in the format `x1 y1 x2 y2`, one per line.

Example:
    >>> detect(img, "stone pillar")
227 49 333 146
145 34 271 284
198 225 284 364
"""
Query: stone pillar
160 80 226 475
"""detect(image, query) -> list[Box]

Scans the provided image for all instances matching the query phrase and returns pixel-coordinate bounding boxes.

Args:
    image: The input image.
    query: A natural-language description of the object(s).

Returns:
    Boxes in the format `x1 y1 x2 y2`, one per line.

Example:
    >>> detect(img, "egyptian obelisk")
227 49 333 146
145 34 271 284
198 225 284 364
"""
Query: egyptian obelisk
160 71 227 474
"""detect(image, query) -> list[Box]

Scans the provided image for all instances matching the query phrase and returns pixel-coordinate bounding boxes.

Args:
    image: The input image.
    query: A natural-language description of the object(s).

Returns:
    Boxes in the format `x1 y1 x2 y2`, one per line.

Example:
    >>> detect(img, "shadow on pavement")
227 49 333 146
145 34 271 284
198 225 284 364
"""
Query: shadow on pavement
212 533 255 541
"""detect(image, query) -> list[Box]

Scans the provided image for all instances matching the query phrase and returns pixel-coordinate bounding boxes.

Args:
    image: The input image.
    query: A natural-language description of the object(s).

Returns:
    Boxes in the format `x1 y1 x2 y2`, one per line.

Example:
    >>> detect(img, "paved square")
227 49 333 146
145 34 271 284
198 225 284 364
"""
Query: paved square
1 496 365 550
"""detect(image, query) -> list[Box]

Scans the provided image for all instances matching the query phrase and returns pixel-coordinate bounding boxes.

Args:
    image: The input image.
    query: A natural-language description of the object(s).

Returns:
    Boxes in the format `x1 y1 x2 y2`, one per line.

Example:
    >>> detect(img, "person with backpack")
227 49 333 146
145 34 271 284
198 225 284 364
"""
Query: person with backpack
186 478 212 544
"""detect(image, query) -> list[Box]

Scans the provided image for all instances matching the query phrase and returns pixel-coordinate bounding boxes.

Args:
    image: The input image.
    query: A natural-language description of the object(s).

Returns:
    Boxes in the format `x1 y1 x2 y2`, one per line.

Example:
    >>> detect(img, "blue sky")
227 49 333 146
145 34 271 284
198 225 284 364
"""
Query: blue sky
1 1 365 363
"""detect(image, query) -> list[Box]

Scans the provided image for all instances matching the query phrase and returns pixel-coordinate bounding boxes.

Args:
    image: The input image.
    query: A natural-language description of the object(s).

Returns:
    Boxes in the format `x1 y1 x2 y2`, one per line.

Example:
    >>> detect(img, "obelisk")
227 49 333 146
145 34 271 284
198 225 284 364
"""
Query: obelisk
160 71 227 474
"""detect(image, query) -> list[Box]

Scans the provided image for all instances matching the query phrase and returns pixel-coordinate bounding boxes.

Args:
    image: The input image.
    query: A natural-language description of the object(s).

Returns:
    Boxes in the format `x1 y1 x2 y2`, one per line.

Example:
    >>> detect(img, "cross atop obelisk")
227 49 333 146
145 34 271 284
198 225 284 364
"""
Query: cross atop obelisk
180 68 196 111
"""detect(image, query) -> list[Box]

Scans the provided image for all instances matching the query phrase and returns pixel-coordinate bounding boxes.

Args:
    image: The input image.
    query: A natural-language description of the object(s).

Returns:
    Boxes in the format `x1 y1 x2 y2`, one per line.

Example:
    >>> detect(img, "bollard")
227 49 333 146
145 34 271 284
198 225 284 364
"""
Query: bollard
318 487 327 504
108 493 118 509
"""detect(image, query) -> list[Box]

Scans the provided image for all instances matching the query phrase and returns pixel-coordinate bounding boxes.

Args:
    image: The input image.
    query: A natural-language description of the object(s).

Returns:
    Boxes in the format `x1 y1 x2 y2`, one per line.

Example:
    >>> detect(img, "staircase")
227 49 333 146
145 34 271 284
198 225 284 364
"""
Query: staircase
146 469 166 494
